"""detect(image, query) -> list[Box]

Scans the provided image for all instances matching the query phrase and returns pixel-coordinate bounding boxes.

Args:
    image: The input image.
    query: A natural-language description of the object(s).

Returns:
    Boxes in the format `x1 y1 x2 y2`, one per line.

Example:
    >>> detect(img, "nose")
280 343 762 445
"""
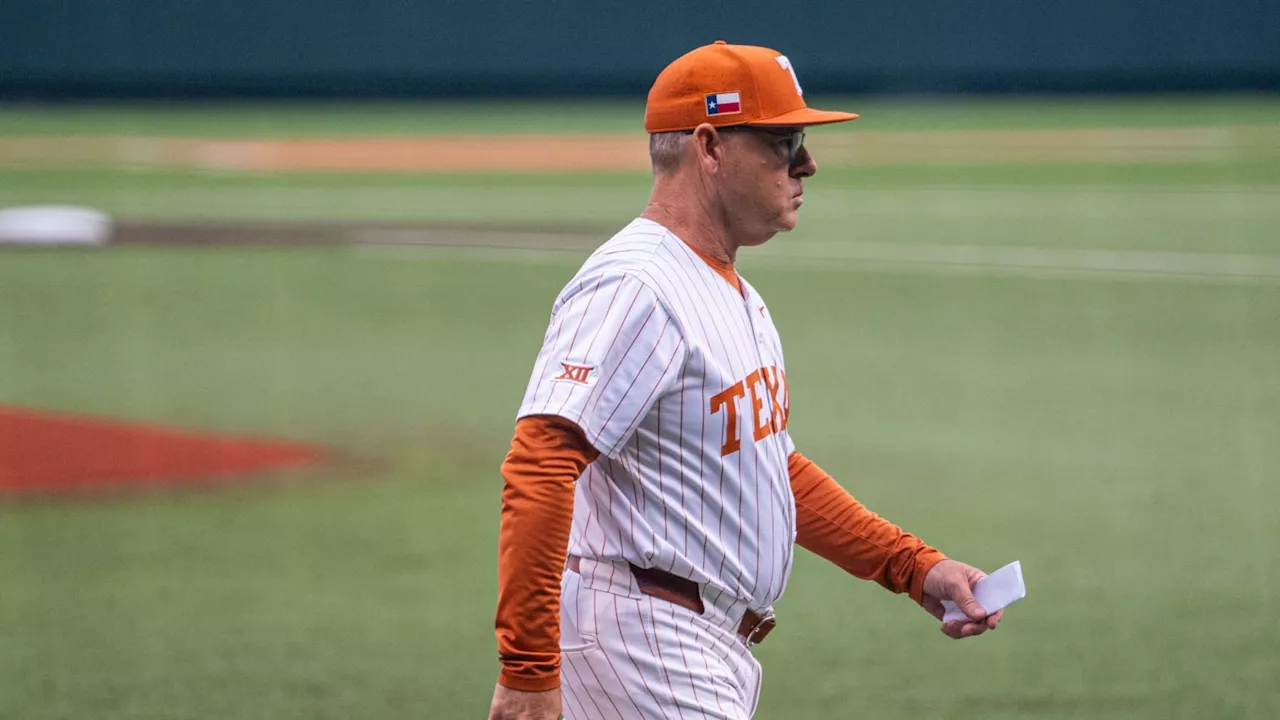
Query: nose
791 146 817 178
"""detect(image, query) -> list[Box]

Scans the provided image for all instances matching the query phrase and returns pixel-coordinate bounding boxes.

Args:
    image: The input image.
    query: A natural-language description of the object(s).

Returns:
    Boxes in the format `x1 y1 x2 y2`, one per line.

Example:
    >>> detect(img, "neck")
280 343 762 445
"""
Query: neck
641 174 738 265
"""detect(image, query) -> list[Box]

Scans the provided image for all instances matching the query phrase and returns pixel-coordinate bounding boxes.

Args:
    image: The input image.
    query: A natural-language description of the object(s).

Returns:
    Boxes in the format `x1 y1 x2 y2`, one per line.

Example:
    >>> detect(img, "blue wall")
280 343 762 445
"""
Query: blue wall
3 0 1278 98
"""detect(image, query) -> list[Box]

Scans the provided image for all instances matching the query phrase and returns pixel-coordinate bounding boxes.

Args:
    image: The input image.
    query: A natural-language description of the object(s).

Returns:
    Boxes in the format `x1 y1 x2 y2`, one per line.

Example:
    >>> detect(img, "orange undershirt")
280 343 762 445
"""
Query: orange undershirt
494 415 946 692
494 415 597 692
686 243 743 296
787 452 946 605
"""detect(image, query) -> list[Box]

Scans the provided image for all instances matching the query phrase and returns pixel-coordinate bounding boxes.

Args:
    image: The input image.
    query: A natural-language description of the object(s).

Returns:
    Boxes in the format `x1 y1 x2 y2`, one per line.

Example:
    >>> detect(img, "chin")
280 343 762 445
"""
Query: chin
775 213 800 232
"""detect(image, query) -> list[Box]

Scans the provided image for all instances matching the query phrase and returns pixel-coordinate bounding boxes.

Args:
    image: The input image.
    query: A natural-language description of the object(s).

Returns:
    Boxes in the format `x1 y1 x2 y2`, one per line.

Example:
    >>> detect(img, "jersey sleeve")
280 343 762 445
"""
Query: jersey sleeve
517 272 687 458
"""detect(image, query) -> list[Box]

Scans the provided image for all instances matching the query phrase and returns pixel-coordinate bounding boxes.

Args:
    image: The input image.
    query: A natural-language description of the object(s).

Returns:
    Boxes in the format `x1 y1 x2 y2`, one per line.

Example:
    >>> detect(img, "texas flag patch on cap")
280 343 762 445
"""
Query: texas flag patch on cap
705 92 741 116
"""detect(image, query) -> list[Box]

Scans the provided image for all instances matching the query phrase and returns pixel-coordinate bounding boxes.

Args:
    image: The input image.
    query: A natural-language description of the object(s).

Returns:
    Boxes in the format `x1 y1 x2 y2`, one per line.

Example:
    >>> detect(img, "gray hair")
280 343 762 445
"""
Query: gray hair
648 132 687 175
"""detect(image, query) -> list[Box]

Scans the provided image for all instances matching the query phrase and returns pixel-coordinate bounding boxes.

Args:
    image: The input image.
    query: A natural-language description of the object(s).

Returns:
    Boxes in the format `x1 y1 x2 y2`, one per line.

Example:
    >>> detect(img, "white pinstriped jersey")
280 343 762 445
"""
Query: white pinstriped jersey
517 218 797 611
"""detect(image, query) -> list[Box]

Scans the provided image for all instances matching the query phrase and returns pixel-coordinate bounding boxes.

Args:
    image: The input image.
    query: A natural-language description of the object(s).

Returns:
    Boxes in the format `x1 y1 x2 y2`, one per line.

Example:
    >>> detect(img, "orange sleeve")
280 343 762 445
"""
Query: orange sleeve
494 415 599 692
789 451 946 605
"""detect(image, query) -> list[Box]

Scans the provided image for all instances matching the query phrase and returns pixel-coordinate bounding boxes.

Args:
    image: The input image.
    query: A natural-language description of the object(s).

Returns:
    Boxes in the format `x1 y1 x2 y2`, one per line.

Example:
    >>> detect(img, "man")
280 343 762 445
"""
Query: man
489 41 1003 720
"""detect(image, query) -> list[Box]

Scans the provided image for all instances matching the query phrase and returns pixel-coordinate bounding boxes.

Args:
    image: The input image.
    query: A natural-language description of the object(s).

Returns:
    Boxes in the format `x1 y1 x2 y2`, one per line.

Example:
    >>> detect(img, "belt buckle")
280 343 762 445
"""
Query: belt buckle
744 609 776 647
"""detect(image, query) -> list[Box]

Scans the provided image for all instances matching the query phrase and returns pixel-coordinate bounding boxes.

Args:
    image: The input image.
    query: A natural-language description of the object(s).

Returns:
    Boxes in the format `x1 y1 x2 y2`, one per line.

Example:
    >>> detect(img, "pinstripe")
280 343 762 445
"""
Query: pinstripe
689 623 732 718
589 588 644 718
557 279 639 419
591 312 675 443
748 660 762 717
666 601 706 715
610 454 634 565
562 576 617 720
560 576 604 717
626 439 641 569
549 273 609 405
604 456 620 586
655 393 665 547
672 360 685 552
766 367 785 601
750 425 763 595
616 320 681 427
579 289 650 418
606 338 680 502
611 594 674 720
581 462 605 560
631 431 645 524
572 650 628 720
638 597 688 720
526 272 591 404
734 428 746 589
559 658 596 720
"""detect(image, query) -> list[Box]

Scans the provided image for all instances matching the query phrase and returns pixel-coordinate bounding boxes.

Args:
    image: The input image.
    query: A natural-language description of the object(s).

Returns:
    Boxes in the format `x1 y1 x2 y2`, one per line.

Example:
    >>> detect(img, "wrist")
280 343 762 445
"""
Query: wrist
911 550 949 605
498 667 561 693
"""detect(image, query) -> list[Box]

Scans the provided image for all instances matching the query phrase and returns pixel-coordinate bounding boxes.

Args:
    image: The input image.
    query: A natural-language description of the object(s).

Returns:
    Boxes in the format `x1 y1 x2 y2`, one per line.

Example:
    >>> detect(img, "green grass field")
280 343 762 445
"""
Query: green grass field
2 97 1279 719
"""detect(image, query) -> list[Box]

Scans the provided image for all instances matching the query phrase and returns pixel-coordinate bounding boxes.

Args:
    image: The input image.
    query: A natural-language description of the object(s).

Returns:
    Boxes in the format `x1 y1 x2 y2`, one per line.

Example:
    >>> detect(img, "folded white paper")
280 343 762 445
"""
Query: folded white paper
940 560 1025 624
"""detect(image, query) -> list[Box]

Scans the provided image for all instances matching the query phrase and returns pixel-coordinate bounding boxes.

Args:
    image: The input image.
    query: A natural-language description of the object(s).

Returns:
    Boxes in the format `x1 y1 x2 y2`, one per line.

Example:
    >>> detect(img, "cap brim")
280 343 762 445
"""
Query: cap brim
747 107 859 128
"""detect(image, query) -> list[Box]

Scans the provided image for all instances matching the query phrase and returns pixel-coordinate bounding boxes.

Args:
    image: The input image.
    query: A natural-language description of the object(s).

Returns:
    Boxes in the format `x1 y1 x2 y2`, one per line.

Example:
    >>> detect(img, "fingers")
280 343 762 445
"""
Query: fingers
925 560 1010 639
921 596 945 621
940 620 989 640
986 609 1003 630
940 609 1004 640
951 572 989 621
934 562 988 621
956 593 989 623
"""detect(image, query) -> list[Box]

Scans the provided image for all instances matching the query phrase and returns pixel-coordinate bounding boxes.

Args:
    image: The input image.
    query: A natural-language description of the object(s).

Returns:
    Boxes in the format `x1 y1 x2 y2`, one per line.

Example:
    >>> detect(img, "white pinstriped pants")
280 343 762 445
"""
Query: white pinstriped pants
560 557 764 719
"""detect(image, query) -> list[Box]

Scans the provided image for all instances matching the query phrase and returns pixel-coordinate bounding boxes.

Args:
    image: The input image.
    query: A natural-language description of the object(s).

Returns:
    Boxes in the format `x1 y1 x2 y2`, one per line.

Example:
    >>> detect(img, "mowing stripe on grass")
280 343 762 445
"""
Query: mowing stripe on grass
354 241 1280 284
753 241 1280 283
807 187 1280 219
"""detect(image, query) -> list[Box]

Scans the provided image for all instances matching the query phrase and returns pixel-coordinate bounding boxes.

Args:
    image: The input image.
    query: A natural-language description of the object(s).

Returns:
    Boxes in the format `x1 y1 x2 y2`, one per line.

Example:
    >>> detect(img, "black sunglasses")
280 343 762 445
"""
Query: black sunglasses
684 125 807 165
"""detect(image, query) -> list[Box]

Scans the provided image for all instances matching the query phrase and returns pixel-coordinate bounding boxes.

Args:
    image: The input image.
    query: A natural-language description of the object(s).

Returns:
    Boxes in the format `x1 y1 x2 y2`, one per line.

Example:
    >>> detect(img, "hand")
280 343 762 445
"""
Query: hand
921 559 1004 640
487 683 562 720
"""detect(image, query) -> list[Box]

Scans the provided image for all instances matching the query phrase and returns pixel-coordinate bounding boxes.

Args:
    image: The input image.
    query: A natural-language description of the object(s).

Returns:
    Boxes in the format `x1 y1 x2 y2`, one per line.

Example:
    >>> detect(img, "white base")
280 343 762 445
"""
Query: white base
0 206 113 245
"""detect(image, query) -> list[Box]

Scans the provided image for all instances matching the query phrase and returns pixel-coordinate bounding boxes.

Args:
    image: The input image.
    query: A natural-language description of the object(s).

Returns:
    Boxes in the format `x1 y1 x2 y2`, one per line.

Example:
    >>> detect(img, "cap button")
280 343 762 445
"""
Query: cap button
714 40 726 45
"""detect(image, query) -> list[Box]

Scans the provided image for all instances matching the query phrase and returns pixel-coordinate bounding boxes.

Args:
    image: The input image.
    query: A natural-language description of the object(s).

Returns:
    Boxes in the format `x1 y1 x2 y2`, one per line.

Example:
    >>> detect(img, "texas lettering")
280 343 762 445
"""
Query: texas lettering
709 365 790 456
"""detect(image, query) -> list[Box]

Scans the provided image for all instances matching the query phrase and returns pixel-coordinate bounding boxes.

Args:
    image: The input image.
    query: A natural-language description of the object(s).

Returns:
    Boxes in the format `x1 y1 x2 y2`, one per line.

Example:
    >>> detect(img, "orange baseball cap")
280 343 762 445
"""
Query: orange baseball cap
644 41 859 133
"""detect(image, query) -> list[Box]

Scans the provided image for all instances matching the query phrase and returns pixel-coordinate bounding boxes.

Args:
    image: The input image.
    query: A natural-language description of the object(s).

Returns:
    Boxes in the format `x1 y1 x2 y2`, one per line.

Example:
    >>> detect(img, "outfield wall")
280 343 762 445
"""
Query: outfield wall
2 0 1279 99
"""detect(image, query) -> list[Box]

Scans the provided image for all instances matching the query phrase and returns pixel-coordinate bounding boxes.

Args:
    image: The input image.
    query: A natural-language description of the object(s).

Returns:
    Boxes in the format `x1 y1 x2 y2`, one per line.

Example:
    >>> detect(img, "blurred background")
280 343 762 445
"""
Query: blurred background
1 2 1278 718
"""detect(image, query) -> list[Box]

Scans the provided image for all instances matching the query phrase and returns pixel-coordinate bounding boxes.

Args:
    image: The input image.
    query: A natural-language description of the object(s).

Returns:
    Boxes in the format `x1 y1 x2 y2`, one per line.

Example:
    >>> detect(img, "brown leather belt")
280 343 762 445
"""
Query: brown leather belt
567 557 776 646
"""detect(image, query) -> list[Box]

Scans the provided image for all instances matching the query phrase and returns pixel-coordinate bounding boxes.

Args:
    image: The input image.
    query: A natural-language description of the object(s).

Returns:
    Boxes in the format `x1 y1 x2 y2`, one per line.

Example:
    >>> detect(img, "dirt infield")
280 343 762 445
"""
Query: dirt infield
0 405 325 496
106 219 603 250
3 125 1277 172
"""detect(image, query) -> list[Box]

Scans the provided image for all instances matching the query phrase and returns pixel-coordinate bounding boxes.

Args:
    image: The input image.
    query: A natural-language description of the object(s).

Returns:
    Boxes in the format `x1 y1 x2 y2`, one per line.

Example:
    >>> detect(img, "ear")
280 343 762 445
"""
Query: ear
688 124 725 175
